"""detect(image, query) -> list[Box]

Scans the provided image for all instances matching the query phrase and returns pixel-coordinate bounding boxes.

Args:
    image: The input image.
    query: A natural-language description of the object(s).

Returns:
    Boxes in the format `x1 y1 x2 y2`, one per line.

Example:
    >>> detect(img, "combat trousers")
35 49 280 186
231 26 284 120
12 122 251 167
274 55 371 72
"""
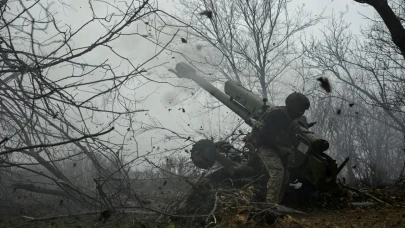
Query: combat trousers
257 146 290 204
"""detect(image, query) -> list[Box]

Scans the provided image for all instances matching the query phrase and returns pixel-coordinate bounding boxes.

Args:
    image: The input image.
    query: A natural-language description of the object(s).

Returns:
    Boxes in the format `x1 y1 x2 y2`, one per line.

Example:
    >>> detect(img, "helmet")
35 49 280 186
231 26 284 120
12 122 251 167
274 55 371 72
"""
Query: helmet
285 92 310 110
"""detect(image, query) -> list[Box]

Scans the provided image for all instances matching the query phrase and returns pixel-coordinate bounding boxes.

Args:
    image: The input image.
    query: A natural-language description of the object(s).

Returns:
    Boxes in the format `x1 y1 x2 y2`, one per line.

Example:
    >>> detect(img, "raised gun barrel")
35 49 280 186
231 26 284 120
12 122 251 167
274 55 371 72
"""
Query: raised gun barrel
171 62 345 192
224 80 265 119
172 62 266 126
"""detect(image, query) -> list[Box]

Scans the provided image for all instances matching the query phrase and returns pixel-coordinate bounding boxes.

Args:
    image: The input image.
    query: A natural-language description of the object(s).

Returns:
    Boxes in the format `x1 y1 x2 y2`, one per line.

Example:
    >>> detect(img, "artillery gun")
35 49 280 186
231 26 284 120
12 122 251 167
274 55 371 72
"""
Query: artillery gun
169 62 349 193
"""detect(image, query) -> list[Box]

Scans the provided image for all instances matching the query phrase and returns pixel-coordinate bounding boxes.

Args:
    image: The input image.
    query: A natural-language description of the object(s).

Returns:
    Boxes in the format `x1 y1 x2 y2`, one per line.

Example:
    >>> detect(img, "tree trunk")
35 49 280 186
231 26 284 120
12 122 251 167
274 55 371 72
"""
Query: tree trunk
356 0 405 58
12 183 73 198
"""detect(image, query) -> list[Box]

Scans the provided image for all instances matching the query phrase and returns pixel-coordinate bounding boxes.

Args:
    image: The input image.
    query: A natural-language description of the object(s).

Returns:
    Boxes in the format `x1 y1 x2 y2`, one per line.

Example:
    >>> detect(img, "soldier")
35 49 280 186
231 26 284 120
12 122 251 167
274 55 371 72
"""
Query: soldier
192 92 311 204
251 92 311 203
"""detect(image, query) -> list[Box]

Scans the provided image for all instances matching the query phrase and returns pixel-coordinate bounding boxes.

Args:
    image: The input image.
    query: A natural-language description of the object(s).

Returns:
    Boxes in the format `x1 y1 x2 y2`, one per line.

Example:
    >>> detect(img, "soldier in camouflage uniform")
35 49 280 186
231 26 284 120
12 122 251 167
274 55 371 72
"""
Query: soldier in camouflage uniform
250 92 311 203
195 92 311 204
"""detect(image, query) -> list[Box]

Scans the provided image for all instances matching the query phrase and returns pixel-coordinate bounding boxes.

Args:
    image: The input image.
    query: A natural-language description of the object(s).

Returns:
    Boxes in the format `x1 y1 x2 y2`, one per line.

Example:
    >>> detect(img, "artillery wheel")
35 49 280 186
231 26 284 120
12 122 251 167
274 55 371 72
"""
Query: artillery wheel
190 139 216 169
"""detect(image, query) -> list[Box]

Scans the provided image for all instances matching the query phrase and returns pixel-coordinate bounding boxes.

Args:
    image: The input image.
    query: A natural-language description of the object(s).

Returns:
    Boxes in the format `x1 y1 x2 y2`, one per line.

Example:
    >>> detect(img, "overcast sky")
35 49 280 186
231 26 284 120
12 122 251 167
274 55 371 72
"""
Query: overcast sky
130 0 376 156
6 0 377 165
79 0 375 161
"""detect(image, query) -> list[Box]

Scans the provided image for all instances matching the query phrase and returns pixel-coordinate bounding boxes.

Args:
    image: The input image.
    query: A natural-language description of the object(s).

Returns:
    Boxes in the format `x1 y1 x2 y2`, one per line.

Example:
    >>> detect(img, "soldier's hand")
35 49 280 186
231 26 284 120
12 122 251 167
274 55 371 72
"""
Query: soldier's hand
278 147 295 165
215 141 231 151
300 128 314 134
252 120 265 130
295 125 314 135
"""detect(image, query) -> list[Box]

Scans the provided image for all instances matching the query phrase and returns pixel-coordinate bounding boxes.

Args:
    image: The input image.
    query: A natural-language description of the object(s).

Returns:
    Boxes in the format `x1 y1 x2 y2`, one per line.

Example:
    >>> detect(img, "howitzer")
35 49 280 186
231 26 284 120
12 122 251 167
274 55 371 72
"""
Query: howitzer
170 62 349 192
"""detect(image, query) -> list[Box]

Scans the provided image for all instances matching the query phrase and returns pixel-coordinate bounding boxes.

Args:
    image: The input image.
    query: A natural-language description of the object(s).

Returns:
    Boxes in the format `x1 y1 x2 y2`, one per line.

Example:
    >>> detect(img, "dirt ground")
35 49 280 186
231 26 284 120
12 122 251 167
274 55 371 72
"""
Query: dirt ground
2 205 405 228
3 187 405 228
292 205 405 228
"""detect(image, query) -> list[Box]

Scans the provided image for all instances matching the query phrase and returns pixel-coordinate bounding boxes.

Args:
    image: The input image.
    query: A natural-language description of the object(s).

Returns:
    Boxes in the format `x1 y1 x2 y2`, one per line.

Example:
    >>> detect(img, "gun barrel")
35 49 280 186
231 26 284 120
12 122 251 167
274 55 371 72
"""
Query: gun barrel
174 62 253 125
224 80 265 119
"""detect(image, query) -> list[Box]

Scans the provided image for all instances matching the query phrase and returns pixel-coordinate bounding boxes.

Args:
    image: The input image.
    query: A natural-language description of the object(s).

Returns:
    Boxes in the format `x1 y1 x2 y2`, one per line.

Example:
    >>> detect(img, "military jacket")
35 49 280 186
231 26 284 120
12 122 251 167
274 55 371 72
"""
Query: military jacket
250 106 300 149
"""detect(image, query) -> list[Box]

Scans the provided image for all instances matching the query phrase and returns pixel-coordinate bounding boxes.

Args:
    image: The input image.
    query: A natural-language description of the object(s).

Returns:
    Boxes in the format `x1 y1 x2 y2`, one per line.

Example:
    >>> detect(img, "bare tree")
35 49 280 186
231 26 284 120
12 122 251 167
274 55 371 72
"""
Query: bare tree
303 15 405 134
0 0 180 216
160 0 321 101
132 0 324 164
308 88 404 187
353 0 405 58
302 11 405 185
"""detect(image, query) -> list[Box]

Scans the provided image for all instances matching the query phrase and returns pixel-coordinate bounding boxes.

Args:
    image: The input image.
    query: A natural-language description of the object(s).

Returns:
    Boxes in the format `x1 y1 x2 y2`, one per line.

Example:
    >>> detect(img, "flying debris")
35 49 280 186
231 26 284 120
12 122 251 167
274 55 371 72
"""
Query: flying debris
163 180 167 186
308 121 317 128
98 210 112 223
349 103 354 107
352 165 357 169
317 77 332 93
355 111 359 115
185 136 191 142
337 109 342 115
181 38 187 43
182 108 185 113
199 10 213 19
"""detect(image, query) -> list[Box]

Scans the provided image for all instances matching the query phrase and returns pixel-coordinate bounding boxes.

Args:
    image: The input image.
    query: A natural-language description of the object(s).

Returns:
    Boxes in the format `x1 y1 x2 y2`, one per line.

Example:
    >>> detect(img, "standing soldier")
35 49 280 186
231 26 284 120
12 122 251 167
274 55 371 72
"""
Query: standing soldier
250 92 311 203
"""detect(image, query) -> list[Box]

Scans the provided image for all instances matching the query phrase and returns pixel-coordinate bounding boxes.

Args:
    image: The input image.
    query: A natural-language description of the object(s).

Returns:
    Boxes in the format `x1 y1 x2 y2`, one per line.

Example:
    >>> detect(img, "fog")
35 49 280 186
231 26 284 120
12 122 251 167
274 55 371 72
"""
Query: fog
0 0 403 226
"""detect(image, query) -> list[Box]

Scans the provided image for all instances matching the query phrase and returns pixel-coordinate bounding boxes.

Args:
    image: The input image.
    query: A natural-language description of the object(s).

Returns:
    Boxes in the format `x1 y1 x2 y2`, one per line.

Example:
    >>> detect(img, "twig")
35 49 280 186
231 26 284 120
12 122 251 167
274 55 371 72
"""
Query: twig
341 184 391 206
11 212 101 227
395 161 405 185
169 172 207 220
0 127 115 155
240 174 264 190
94 178 115 211
121 206 209 218
205 190 220 224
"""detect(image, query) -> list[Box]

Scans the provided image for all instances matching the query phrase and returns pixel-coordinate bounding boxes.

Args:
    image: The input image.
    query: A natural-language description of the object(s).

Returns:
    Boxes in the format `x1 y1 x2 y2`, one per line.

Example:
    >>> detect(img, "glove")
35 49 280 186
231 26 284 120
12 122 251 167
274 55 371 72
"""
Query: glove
278 147 295 165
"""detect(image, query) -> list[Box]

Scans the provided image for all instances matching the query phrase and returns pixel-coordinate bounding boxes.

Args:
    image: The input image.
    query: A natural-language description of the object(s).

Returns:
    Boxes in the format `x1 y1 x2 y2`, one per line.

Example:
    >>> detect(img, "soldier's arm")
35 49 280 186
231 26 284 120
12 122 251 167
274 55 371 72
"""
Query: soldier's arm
291 119 314 135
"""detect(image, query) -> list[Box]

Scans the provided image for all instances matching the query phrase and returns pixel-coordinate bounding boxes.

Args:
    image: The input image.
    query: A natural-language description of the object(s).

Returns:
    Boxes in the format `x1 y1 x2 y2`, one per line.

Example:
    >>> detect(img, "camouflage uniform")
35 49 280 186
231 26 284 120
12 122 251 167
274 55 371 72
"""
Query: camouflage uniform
250 92 310 204
256 147 288 203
